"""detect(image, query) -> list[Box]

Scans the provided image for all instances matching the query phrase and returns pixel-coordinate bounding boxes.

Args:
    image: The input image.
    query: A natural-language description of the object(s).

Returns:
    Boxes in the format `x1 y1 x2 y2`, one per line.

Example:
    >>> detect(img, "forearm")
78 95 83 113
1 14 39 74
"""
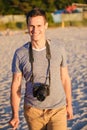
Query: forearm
11 83 21 117
10 73 22 118
9 73 22 129
63 77 73 119
60 67 73 119
11 86 21 118
63 77 72 106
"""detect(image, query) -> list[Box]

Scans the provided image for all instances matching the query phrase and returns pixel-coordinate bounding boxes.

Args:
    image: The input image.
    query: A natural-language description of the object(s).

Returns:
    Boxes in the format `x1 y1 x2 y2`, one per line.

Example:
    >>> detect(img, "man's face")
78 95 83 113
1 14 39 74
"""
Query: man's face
27 16 48 41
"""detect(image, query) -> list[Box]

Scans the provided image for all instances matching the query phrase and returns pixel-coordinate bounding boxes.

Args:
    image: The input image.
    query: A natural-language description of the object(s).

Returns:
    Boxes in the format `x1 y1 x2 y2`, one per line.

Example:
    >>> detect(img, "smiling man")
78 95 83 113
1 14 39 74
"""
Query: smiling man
10 8 73 130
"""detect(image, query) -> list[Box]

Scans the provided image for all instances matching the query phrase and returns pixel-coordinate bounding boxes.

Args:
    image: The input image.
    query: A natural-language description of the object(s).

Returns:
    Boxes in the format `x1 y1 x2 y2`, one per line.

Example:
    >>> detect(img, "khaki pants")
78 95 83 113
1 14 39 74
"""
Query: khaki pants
24 105 67 130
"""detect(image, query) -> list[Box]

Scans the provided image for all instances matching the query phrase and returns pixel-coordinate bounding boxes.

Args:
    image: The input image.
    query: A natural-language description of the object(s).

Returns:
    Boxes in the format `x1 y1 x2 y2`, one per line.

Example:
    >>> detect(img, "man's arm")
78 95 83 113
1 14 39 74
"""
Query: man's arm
60 66 73 120
10 73 22 129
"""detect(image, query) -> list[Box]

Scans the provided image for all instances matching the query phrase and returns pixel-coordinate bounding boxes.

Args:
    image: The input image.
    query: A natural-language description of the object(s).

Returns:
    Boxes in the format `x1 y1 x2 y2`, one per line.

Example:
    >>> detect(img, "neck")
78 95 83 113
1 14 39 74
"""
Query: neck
31 39 46 50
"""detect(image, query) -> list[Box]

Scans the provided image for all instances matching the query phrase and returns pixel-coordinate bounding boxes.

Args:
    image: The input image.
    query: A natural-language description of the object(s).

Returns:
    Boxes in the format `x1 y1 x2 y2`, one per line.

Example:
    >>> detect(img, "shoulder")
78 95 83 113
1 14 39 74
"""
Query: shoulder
15 42 30 56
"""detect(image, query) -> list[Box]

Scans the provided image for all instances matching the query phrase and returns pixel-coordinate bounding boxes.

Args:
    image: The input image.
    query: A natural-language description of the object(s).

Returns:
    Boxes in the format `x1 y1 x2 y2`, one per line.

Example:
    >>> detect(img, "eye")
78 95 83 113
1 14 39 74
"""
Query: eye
30 25 34 28
29 25 35 30
38 25 41 27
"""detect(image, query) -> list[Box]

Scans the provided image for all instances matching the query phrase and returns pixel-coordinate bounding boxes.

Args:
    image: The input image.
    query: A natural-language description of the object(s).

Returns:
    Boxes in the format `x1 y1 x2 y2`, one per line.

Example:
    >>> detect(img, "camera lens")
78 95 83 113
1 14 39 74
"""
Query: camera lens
37 93 46 101
33 83 49 101
37 89 47 101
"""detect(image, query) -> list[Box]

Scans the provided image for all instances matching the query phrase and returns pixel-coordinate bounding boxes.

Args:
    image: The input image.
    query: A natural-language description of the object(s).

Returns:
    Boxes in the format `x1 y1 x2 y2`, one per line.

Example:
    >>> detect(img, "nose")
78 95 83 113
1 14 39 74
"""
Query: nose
33 26 38 33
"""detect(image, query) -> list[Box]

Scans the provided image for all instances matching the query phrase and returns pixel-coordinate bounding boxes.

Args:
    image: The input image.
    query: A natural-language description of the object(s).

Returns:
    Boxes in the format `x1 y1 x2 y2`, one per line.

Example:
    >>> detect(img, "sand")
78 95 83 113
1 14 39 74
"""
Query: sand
0 27 87 130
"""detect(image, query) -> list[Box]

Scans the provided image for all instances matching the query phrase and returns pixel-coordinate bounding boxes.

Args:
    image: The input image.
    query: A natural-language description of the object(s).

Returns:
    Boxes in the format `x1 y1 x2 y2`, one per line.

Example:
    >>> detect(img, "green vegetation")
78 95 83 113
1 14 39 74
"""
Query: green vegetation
0 18 87 31
0 0 87 30
0 21 27 30
0 0 87 15
63 19 87 27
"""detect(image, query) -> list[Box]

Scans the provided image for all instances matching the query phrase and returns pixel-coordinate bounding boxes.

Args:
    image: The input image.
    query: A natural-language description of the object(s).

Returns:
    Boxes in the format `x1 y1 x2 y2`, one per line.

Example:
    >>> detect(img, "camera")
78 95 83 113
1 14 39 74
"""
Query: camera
33 83 50 102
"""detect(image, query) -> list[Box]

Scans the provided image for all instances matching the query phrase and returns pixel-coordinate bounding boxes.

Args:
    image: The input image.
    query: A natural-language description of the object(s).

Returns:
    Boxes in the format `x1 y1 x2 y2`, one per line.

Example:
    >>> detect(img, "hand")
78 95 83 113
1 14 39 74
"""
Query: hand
66 105 73 120
9 117 19 130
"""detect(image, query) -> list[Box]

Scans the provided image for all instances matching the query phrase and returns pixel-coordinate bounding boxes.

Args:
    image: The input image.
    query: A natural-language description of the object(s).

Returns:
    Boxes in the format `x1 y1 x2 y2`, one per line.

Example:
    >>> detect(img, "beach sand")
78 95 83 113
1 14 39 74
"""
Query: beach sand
0 27 87 130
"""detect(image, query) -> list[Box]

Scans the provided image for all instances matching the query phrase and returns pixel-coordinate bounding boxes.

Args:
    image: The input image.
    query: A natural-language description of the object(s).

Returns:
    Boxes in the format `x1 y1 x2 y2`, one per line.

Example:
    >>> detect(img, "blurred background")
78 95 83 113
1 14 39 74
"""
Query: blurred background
0 0 87 30
0 1 87 130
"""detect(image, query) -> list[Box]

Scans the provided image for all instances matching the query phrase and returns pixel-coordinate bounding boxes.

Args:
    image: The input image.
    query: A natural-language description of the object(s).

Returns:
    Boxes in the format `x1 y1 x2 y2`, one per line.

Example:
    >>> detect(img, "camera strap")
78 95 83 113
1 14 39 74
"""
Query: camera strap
45 41 51 86
29 40 51 87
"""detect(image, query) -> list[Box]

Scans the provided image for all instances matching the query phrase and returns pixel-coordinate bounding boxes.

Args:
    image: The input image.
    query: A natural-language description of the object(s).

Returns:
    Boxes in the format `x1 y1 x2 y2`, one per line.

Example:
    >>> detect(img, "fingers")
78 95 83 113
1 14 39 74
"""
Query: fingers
67 112 73 120
9 118 19 130
66 105 73 120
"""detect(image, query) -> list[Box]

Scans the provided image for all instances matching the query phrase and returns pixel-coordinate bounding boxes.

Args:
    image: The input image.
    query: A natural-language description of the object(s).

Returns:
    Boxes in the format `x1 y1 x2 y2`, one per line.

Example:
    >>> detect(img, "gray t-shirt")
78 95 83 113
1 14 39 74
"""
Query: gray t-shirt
12 40 67 109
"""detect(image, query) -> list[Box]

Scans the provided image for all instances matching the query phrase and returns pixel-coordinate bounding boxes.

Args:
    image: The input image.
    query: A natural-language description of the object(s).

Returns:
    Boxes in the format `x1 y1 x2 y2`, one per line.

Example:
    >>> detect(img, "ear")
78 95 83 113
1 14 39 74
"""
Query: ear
45 22 48 29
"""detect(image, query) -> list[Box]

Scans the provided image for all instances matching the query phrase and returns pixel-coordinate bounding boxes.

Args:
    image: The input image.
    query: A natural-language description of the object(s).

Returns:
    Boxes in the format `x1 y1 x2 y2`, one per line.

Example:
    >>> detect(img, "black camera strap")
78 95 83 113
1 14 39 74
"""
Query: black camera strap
45 41 51 86
29 40 51 87
29 43 34 83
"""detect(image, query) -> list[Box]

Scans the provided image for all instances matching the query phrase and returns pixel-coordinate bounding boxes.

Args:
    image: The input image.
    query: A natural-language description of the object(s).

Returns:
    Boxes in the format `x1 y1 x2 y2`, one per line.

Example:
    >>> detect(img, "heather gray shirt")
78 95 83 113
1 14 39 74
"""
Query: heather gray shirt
12 40 67 109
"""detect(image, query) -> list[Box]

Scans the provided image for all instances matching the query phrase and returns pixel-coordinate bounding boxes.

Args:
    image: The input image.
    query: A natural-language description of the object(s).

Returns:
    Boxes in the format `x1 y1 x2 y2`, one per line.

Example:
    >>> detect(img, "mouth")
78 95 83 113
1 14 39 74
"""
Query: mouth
32 33 40 37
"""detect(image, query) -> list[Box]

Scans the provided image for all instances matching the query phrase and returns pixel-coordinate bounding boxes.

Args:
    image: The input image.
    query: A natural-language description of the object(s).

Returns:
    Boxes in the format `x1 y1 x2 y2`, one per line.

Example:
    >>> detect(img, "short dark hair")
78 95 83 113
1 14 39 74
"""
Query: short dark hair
26 8 47 25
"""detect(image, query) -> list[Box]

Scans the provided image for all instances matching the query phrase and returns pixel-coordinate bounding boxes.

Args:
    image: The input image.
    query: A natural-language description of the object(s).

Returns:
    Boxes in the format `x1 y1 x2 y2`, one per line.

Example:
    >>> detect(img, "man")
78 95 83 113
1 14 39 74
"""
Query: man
10 8 73 130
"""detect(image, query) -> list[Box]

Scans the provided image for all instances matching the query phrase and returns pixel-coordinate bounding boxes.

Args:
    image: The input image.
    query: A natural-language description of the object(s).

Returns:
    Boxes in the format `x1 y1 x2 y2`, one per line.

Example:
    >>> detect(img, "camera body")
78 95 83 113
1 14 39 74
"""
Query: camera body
33 83 50 102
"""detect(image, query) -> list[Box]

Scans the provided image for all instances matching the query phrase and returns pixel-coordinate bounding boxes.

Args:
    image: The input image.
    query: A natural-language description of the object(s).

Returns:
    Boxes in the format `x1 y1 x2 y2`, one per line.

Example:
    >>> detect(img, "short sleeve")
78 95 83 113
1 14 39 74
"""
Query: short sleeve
60 47 67 67
12 51 22 73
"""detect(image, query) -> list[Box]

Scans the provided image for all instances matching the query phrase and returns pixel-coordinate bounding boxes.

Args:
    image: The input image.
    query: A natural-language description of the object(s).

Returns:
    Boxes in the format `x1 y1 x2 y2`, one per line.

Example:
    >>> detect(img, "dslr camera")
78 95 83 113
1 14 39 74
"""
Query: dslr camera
33 83 50 102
